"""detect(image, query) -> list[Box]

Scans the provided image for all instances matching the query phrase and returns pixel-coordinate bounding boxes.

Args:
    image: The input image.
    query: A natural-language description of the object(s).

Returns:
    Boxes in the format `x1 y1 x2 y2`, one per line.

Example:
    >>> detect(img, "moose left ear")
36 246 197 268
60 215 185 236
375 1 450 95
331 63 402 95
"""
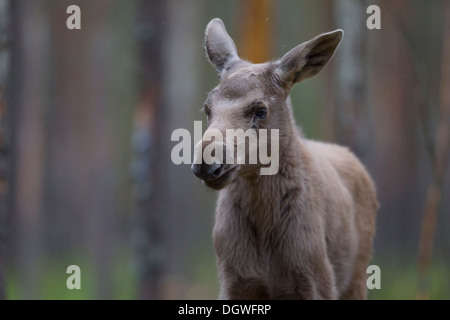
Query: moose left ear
275 29 343 88
204 18 239 74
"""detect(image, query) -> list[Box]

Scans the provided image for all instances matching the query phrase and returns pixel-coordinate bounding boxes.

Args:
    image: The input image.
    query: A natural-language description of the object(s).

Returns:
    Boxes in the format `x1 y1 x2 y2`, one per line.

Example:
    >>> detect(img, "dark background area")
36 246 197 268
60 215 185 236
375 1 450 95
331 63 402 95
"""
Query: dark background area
0 0 448 299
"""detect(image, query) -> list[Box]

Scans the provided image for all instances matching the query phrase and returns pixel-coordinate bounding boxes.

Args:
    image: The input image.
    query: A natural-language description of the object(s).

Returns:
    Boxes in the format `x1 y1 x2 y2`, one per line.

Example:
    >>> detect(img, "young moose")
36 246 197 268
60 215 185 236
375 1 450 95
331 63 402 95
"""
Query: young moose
191 18 378 300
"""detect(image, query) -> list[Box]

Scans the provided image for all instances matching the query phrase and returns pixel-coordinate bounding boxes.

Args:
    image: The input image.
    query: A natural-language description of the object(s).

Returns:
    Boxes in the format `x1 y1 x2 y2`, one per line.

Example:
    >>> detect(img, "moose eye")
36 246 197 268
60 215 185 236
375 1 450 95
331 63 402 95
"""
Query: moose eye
255 107 267 120
204 106 211 120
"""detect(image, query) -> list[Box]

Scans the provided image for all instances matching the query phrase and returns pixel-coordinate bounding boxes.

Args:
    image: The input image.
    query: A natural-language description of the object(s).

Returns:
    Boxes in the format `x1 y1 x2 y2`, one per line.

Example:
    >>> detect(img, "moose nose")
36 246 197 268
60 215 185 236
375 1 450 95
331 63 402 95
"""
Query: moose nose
191 163 223 181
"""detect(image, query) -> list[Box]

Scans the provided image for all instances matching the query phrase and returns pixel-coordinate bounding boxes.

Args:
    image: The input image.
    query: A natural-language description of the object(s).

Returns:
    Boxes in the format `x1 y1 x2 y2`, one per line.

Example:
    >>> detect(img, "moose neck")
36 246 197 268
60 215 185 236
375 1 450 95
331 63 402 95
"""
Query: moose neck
228 97 308 227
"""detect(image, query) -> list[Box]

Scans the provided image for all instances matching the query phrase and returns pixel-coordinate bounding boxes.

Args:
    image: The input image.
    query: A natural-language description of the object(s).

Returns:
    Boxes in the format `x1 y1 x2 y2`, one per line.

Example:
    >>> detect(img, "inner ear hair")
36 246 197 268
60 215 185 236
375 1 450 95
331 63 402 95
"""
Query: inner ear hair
298 30 343 80
276 29 343 87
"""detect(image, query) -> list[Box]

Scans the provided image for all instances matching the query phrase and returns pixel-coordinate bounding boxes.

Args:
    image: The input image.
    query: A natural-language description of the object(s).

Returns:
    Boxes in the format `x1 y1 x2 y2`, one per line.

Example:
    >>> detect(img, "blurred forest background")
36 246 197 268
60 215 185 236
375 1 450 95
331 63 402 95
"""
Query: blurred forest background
0 0 449 300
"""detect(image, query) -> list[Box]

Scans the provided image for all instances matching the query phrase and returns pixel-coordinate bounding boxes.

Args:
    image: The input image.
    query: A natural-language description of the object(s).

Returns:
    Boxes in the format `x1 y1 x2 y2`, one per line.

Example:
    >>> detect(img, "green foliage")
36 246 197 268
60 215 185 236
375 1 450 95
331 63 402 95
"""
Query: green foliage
368 256 450 300
189 241 219 299
6 251 136 300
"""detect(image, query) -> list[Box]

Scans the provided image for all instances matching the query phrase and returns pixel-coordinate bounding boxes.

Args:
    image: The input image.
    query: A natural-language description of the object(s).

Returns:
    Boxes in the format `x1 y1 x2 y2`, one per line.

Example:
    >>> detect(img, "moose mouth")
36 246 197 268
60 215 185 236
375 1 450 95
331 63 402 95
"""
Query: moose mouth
203 165 237 190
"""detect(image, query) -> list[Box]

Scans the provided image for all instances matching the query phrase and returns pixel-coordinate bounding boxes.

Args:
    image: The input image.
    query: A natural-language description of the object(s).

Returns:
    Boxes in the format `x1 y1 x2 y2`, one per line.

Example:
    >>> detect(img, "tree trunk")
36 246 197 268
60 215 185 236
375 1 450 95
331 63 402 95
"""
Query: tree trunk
0 0 11 301
132 0 167 300
239 0 273 63
11 0 50 299
163 0 204 298
47 0 124 299
417 1 450 300
333 0 369 154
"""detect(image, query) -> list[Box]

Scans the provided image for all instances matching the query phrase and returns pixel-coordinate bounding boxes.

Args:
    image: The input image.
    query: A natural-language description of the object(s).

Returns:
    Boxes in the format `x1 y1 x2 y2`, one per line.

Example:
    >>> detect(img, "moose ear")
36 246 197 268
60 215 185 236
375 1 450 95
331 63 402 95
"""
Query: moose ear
204 18 239 74
275 30 343 88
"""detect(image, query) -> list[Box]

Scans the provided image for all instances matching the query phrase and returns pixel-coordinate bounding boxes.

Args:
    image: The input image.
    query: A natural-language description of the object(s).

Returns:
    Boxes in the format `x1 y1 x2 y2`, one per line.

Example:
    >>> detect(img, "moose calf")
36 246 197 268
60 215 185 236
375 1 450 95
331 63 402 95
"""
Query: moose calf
191 18 378 300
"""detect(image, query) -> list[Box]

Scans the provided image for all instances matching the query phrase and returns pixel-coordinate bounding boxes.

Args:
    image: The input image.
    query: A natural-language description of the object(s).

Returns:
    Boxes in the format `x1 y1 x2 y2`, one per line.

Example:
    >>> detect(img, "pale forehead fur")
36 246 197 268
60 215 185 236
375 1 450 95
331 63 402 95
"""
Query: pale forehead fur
211 62 280 106
220 64 265 96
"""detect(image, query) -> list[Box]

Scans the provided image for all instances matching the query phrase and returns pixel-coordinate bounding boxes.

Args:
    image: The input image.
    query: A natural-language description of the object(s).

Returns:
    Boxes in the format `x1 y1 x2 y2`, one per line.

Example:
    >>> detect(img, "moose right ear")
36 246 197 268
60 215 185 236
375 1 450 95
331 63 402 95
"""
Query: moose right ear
204 18 239 74
274 30 343 89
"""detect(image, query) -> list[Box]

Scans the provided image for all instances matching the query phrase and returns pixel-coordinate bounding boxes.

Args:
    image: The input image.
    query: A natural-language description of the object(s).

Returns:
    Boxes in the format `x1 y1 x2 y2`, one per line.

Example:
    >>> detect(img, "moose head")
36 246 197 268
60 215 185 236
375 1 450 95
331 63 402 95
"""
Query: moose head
192 18 343 189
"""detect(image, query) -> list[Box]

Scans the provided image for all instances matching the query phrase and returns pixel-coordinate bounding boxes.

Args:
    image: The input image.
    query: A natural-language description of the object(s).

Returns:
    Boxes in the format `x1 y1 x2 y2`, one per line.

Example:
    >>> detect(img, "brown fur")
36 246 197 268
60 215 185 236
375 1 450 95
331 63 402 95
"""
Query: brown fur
193 18 378 300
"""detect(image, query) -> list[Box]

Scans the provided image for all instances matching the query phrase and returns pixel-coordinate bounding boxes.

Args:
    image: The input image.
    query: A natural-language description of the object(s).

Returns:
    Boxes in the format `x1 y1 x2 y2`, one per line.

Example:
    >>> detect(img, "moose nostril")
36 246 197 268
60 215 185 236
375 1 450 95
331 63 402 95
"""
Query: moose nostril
204 163 223 181
211 164 223 178
191 163 223 181
191 164 202 178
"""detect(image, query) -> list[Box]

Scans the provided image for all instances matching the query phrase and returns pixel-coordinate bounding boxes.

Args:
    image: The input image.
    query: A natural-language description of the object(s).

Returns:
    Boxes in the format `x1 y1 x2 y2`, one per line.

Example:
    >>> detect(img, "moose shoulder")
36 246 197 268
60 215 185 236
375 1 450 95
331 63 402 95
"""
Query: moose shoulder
191 18 378 300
